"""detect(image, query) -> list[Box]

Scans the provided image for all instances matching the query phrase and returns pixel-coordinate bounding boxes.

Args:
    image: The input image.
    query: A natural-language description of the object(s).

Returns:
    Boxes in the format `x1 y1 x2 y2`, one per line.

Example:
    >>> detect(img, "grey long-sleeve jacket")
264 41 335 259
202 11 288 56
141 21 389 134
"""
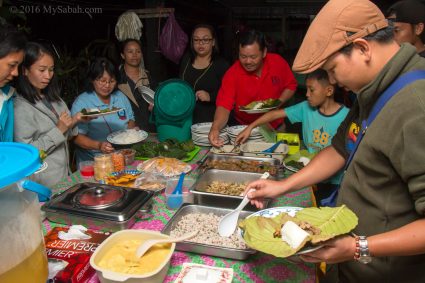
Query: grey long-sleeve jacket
14 95 78 188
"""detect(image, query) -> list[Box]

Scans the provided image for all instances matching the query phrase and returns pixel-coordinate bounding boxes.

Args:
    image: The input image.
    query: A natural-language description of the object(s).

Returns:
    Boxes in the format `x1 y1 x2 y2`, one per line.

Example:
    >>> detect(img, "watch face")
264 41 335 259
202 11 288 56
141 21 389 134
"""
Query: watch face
359 255 372 264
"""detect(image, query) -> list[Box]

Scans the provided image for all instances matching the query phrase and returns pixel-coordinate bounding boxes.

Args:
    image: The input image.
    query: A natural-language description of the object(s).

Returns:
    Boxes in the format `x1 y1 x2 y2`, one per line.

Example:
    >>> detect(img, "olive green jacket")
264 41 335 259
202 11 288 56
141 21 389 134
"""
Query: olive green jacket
332 44 425 282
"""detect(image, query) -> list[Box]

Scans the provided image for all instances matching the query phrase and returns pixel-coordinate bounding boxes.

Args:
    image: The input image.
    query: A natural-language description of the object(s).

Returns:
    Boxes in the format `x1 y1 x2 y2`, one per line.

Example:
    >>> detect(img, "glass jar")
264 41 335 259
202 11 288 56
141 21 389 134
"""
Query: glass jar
94 154 114 181
111 152 125 172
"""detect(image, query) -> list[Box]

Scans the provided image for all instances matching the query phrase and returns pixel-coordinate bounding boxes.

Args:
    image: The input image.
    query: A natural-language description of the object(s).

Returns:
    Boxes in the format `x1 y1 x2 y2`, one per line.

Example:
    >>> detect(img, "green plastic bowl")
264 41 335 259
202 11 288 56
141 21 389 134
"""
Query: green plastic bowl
154 79 195 120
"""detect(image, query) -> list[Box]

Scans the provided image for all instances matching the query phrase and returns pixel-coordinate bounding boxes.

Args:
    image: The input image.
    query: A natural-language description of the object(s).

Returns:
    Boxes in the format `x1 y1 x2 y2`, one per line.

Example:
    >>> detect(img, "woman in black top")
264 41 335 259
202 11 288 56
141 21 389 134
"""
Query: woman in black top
118 39 156 132
179 24 229 124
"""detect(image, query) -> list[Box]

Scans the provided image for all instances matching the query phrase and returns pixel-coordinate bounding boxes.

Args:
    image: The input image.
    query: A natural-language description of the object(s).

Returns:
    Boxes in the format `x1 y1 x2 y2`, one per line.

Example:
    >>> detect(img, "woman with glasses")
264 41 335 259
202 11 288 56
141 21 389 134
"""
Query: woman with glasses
118 39 155 132
179 24 229 123
14 42 84 187
71 57 136 164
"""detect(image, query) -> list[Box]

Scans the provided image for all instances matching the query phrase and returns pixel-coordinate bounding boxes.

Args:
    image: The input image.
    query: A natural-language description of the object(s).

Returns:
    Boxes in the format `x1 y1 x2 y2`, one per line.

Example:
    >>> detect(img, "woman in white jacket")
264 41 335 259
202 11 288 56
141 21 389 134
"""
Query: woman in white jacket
14 42 84 187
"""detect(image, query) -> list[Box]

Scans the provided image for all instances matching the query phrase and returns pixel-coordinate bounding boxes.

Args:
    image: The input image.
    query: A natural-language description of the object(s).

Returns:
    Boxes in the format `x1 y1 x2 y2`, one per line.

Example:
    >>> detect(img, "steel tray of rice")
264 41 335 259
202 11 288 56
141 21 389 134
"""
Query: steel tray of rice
161 203 256 260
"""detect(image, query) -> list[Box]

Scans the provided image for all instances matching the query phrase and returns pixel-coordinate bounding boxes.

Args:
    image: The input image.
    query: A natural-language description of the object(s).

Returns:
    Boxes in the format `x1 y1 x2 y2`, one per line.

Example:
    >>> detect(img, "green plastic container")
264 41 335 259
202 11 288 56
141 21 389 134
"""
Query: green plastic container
153 79 195 142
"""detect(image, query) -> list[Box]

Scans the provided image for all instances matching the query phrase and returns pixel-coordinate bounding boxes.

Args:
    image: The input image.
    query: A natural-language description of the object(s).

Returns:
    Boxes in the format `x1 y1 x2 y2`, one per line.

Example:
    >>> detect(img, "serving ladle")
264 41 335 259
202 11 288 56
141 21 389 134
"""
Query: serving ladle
135 230 198 258
262 140 284 153
218 172 270 237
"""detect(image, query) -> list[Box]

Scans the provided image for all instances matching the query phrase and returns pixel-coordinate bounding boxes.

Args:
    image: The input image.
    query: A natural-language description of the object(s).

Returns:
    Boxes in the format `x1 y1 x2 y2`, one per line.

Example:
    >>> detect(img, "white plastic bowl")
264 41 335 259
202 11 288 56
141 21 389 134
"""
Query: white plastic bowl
90 229 175 283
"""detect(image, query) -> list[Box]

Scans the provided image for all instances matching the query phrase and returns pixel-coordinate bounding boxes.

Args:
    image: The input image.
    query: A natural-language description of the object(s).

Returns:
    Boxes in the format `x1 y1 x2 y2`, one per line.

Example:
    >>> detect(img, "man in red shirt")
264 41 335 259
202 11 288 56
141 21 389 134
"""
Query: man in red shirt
208 30 297 147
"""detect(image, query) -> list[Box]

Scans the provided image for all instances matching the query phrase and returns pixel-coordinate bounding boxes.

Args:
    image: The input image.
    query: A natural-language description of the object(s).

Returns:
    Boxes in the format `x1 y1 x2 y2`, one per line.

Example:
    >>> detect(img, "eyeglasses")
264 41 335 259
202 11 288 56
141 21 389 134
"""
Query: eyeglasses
96 78 117 86
193 38 213 44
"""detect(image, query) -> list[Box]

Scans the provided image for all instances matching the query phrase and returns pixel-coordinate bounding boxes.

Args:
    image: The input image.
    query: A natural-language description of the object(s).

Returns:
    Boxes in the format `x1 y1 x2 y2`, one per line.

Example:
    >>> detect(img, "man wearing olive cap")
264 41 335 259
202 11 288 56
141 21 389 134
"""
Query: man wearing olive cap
387 0 425 57
245 0 425 282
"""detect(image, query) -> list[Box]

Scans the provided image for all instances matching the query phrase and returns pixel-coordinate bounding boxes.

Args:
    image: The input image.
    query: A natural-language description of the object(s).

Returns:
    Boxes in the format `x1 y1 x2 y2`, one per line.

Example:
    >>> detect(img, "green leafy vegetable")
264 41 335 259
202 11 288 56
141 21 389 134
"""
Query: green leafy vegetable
239 205 358 258
285 160 305 170
132 139 195 160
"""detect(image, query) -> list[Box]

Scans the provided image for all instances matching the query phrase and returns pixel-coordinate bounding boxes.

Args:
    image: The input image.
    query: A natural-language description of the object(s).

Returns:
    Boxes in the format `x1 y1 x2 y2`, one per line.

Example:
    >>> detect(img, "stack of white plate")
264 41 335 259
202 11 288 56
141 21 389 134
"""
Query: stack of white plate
226 125 265 144
191 122 229 146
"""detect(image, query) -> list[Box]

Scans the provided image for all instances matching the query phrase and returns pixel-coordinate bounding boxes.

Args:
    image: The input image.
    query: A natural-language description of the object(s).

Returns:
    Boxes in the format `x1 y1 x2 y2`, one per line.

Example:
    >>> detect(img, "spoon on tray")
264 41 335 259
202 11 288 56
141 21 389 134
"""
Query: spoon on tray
262 140 284 153
135 230 198 258
218 172 270 237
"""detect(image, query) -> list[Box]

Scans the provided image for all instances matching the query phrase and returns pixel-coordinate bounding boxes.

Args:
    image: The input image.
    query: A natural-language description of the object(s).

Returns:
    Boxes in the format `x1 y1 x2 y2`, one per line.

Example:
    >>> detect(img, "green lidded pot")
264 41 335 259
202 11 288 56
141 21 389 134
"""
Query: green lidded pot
153 79 195 142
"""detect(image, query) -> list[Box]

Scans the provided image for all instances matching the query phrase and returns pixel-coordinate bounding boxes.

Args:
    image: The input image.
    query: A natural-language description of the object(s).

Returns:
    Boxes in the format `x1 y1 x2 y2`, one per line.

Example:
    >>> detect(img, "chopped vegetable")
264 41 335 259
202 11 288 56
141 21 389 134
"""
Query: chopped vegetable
132 139 195 160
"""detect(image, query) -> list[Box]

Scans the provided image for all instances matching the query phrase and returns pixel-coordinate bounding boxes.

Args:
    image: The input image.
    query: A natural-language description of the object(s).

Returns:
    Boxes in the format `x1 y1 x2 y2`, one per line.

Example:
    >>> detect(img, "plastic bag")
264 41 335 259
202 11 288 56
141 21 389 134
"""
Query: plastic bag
136 157 191 177
159 13 188 64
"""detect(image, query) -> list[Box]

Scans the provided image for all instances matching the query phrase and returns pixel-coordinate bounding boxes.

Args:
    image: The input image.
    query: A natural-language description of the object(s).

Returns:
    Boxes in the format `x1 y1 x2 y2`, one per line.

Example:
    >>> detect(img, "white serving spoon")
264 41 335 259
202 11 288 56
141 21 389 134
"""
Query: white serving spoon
218 172 270 237
135 230 198 258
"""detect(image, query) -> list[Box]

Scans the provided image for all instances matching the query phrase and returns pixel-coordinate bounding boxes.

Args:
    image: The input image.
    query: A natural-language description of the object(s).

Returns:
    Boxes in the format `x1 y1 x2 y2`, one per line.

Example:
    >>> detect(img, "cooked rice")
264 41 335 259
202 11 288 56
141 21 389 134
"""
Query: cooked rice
169 213 247 249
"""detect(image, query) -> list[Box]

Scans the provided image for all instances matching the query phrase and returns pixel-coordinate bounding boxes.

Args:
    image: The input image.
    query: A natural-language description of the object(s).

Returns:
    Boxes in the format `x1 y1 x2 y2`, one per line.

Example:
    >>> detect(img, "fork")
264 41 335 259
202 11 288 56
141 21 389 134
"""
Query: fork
230 143 240 153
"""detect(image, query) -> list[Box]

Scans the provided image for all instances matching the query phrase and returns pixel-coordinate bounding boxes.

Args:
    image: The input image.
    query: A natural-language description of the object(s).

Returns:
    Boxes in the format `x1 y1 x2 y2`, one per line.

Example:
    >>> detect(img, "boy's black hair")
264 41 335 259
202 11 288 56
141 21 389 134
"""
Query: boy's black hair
306 68 343 100
17 42 61 104
306 68 329 83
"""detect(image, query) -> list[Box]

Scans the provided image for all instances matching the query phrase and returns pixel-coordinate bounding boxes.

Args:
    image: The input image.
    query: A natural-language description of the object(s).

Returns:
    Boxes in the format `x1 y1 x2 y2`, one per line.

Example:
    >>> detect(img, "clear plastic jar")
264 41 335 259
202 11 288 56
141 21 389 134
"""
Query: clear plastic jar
111 152 125 172
94 154 114 181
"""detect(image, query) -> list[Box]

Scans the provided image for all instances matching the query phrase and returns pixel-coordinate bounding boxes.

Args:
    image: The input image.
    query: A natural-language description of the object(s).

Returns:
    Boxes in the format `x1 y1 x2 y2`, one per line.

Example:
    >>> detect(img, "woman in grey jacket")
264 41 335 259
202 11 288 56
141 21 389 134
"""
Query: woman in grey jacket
14 42 84 188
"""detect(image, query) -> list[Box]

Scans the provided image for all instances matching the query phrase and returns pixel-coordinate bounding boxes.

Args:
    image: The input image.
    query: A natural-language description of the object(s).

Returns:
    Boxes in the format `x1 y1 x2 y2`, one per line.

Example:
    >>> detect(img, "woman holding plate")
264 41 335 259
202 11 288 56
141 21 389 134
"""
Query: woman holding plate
14 42 85 187
179 24 229 123
71 57 136 164
118 39 156 132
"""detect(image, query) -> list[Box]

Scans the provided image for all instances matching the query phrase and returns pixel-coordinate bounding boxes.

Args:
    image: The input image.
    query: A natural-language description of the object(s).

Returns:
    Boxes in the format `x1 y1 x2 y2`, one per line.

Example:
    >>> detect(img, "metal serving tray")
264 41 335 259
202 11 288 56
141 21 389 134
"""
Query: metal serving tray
191 169 272 210
161 203 256 260
200 153 282 175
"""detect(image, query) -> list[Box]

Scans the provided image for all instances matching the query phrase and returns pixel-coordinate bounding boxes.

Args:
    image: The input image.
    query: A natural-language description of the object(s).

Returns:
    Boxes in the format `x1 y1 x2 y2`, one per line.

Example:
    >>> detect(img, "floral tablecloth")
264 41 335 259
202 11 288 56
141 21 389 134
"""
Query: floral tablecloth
43 148 316 283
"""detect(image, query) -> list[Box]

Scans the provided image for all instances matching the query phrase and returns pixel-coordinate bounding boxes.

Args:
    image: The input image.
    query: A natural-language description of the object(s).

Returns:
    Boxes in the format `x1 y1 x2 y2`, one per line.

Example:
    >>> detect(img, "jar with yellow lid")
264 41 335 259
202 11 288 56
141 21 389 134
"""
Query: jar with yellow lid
94 154 114 181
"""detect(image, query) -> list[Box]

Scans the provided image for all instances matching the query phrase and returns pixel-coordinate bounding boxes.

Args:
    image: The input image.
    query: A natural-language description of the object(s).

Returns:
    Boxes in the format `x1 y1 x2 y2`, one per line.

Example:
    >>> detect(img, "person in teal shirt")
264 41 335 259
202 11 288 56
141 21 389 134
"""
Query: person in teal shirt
0 24 26 141
236 69 349 205
71 57 136 164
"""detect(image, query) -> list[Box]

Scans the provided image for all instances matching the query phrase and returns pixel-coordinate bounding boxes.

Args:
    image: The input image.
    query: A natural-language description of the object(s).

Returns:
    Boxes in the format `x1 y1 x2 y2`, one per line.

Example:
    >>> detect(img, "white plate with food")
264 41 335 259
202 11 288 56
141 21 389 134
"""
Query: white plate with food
243 206 324 255
239 106 279 114
240 206 359 258
80 107 122 117
248 206 303 218
107 129 148 145
239 99 280 113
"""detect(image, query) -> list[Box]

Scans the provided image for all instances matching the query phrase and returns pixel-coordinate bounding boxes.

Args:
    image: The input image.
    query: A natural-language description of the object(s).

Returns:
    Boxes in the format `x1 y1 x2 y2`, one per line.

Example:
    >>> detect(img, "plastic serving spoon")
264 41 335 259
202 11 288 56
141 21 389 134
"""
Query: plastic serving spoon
262 140 283 153
135 230 198 258
167 172 186 209
218 172 270 237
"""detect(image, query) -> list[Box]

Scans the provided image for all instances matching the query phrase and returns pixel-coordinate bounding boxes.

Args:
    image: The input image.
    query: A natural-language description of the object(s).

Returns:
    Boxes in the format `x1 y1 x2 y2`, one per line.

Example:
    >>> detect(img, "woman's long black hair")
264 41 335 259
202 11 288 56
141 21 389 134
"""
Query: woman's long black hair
16 42 61 104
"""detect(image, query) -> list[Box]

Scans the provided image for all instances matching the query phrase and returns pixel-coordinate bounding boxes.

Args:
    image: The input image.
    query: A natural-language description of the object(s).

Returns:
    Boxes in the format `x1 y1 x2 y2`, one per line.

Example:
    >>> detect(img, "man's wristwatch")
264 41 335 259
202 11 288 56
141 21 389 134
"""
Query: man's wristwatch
356 236 372 264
